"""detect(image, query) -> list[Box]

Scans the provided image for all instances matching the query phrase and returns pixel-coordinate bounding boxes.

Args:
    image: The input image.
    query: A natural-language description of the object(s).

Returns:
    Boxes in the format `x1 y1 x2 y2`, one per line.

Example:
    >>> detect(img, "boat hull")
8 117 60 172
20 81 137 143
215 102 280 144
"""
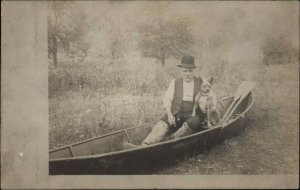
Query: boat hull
50 127 222 174
49 92 254 175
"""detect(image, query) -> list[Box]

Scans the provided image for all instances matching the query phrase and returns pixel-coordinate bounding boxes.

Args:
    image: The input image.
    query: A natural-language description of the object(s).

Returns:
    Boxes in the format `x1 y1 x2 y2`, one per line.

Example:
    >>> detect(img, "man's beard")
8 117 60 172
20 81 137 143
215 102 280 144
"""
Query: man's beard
184 76 193 82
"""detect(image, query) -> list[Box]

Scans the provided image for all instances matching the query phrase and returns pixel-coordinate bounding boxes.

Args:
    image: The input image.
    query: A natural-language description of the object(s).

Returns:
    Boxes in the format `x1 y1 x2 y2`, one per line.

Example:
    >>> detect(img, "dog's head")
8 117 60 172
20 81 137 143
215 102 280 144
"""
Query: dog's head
199 76 213 94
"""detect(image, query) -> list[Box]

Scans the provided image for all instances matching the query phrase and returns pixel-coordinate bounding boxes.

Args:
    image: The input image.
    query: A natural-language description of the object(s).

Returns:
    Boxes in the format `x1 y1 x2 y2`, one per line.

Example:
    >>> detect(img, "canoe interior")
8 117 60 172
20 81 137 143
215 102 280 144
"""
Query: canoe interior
49 94 252 160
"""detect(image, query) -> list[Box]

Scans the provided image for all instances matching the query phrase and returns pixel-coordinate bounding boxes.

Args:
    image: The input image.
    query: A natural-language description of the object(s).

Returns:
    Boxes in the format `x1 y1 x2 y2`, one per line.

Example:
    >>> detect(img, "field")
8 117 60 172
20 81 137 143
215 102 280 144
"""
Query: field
48 0 299 176
49 55 298 174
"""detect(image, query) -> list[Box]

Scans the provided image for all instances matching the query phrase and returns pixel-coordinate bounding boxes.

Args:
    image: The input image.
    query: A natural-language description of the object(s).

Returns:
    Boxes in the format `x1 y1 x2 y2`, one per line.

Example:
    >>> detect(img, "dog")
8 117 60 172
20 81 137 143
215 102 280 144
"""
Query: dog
192 76 218 127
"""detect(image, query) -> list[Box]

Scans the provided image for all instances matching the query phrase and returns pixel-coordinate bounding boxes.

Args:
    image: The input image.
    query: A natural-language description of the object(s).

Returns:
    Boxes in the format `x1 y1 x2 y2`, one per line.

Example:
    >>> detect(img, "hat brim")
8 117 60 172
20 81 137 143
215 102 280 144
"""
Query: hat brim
178 65 196 68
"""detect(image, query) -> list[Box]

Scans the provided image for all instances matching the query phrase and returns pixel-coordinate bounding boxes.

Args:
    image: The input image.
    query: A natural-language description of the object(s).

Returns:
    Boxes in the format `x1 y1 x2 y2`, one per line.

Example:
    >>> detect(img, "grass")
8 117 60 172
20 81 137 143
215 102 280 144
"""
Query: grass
49 55 298 174
49 92 164 148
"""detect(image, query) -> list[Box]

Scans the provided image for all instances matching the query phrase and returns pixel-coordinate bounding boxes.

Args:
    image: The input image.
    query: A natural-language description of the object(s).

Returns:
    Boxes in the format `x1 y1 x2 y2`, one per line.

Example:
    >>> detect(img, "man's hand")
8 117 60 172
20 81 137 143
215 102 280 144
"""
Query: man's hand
200 106 207 113
207 121 212 128
165 107 176 126
167 113 176 126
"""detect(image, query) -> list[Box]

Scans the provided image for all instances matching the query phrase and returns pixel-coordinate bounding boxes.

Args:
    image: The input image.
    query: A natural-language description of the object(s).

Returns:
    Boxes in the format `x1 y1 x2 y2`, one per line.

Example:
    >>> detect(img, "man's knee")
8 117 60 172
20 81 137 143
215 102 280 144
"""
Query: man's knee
186 116 202 131
152 120 169 134
142 120 170 145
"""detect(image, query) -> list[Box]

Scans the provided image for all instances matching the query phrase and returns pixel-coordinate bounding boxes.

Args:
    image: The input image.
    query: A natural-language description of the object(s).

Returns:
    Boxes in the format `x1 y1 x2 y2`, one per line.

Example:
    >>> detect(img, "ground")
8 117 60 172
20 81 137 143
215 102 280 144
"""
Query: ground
49 63 298 175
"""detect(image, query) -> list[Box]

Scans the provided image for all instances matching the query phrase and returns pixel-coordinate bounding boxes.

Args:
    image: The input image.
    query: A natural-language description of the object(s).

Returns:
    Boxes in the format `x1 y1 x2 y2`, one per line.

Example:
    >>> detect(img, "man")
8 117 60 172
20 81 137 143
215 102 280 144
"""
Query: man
141 55 203 145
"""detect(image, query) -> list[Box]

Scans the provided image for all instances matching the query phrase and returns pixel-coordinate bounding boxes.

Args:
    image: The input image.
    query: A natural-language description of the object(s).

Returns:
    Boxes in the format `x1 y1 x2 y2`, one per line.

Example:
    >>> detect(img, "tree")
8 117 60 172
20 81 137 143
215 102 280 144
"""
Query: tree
137 17 194 66
48 1 90 67
110 38 122 62
262 34 295 65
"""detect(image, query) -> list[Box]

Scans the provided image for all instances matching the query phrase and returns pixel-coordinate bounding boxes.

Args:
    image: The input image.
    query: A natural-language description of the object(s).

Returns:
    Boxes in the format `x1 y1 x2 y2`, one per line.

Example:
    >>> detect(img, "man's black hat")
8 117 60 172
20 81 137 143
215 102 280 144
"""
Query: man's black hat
178 55 196 68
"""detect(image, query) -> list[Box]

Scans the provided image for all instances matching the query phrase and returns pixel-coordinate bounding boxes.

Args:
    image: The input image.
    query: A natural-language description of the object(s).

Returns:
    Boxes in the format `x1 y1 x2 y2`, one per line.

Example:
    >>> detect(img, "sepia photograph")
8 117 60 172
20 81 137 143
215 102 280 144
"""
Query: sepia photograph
1 0 299 189
47 1 299 175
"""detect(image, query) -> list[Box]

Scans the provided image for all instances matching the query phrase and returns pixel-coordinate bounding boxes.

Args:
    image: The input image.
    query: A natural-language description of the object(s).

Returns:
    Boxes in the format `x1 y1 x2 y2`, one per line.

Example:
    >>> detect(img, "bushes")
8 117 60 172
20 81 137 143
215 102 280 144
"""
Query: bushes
49 56 182 98
49 49 268 99
262 35 298 65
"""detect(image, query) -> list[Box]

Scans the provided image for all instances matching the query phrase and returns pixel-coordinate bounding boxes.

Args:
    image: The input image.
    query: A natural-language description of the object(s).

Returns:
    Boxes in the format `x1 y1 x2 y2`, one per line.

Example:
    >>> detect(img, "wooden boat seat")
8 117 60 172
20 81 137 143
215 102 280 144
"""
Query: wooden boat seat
110 129 140 151
121 141 139 149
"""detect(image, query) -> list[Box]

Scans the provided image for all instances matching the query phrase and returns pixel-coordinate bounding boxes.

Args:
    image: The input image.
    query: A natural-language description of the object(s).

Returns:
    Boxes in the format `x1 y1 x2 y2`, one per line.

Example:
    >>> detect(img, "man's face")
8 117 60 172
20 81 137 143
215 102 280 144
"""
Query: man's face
181 68 194 82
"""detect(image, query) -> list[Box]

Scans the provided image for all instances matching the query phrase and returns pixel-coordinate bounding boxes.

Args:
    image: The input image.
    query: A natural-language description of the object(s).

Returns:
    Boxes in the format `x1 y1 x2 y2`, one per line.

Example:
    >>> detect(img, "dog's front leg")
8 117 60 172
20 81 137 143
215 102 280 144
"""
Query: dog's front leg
192 93 200 117
192 103 197 116
207 109 212 128
207 112 211 128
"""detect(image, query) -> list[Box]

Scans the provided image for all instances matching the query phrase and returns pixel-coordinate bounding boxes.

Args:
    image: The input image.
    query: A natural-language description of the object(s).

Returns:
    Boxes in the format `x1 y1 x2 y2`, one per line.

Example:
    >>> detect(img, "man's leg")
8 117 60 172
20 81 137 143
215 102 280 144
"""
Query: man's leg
141 120 170 145
186 115 203 131
171 116 202 139
170 122 195 139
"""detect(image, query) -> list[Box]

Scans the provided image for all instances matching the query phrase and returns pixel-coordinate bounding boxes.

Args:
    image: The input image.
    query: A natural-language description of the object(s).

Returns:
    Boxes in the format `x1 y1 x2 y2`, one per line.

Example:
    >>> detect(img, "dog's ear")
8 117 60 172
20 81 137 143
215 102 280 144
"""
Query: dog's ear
208 76 214 84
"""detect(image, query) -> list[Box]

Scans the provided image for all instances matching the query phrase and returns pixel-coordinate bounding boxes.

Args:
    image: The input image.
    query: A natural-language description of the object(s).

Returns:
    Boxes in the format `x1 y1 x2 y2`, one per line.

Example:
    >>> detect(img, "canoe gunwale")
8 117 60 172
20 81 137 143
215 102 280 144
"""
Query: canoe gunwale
49 92 254 162
49 121 158 154
50 125 222 162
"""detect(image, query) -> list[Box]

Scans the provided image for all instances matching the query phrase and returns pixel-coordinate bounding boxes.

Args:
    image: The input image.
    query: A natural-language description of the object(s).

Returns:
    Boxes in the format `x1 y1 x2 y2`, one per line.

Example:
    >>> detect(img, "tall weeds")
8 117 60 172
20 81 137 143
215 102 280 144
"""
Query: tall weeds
49 42 297 148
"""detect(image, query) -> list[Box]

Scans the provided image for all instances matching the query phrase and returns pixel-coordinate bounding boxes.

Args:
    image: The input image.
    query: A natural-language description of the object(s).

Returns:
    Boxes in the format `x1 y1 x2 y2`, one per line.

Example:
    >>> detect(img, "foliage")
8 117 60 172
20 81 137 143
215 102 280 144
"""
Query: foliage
137 17 194 66
48 1 90 67
48 56 178 98
262 34 297 65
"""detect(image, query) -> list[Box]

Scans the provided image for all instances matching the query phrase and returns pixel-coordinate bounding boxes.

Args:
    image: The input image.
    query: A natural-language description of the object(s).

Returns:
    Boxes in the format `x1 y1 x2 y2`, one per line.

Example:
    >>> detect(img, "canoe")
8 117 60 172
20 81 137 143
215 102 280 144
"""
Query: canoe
49 91 254 175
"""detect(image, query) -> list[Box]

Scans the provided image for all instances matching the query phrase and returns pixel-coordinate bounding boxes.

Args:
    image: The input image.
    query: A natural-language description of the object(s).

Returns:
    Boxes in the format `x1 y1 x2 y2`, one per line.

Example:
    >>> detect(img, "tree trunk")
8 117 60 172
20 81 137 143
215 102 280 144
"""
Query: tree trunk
161 57 165 66
53 36 58 68
111 47 115 65
160 51 165 66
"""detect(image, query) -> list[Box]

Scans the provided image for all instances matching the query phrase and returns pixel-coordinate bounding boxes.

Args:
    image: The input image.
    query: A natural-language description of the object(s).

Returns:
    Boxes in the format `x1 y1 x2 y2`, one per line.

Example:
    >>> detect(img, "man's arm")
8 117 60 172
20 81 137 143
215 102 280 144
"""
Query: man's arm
163 79 175 114
163 79 176 125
